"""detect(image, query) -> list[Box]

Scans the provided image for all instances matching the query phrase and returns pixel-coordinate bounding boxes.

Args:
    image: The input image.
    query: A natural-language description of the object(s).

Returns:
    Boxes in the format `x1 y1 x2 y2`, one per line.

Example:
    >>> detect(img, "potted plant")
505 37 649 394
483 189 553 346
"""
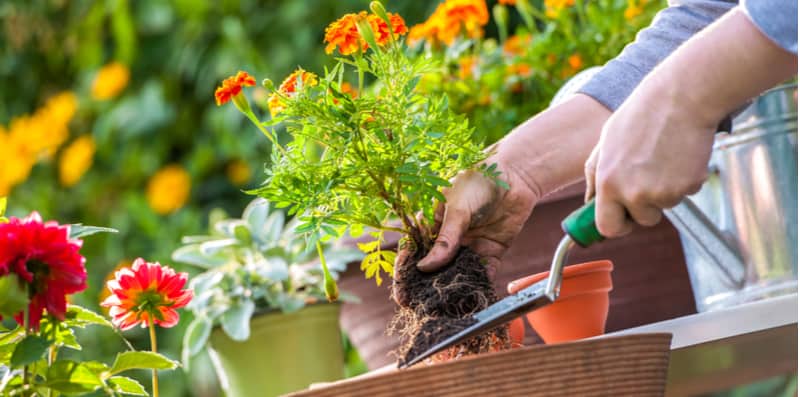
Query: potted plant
172 198 361 397
215 1 518 367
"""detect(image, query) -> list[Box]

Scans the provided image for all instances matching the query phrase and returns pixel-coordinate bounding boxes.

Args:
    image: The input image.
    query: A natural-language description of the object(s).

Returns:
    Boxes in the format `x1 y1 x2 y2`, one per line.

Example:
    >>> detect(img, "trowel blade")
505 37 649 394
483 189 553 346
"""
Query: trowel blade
399 278 554 368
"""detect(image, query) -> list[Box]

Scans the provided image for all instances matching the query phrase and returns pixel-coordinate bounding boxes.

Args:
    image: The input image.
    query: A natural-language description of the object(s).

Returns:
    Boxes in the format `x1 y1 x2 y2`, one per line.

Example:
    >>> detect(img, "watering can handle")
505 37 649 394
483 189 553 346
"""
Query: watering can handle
563 116 734 248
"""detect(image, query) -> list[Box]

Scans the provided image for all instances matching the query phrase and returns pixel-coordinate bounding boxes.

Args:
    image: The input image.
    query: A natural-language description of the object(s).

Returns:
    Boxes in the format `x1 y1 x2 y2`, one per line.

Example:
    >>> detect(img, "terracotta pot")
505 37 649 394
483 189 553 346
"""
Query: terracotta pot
508 260 614 344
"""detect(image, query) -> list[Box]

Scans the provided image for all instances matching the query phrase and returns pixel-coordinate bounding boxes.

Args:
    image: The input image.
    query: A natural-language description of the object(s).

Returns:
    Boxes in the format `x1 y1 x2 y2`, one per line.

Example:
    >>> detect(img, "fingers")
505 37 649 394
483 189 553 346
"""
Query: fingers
584 144 600 202
595 190 635 238
417 206 470 272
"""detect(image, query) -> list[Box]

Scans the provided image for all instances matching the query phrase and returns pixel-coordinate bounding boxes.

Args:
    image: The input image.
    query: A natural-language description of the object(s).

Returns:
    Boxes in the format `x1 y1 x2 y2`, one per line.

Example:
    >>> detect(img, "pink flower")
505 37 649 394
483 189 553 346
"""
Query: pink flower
0 212 87 329
101 258 193 330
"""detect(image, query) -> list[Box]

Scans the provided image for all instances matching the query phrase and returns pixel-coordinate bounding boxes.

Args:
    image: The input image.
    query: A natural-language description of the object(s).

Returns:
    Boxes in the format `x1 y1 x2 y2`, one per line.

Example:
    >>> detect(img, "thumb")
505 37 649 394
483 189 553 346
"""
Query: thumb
417 206 470 272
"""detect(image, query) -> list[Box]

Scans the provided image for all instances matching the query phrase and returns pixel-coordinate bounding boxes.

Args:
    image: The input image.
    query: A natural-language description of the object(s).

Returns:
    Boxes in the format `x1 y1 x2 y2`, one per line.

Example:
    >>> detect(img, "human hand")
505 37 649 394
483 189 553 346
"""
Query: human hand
585 8 797 238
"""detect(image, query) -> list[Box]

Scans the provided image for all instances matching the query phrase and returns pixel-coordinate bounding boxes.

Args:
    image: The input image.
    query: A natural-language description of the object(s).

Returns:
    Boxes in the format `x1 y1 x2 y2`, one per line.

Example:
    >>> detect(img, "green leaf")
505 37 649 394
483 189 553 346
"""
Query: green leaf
10 335 51 368
107 376 147 396
220 300 255 342
183 317 212 358
65 305 113 328
356 240 380 253
68 224 119 239
110 351 179 375
171 244 228 269
46 360 104 394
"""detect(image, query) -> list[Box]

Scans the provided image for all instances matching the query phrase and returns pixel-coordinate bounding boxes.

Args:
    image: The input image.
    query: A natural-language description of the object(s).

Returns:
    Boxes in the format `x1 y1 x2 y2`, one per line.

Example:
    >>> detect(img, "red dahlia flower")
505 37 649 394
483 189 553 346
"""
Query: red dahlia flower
101 258 193 330
0 212 87 329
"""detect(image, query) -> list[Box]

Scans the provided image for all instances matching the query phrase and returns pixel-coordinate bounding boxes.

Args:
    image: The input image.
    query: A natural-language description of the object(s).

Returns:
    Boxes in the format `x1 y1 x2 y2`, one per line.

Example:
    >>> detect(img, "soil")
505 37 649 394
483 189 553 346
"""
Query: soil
390 245 510 367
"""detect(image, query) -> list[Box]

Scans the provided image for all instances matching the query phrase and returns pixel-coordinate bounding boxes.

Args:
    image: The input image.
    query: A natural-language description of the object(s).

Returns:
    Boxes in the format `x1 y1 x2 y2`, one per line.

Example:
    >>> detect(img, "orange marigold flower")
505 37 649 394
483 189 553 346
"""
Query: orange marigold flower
215 71 256 106
268 68 319 116
434 0 490 45
324 13 367 56
325 11 408 55
503 33 532 56
458 55 479 80
411 0 488 46
568 53 583 71
506 62 533 78
101 258 193 330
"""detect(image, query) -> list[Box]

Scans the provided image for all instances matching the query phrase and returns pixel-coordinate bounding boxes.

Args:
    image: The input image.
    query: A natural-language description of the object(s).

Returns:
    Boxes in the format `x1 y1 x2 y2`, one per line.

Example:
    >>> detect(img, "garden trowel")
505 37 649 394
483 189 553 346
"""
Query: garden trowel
400 194 745 368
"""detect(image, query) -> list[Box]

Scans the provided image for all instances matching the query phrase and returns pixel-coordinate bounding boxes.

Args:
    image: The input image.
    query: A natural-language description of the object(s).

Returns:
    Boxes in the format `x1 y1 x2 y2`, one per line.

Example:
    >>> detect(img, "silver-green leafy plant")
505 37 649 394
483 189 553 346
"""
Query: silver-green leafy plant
173 198 361 365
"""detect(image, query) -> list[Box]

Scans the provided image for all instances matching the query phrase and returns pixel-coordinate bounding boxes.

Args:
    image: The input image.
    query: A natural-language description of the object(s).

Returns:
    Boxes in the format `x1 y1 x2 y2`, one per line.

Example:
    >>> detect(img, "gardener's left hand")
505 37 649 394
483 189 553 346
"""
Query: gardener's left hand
583 74 716 238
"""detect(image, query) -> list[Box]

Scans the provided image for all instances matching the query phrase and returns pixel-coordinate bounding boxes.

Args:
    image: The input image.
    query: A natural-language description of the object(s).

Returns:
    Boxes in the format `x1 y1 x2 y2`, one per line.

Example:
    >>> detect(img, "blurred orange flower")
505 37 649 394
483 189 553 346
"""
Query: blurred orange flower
226 159 252 186
499 0 516 4
215 71 256 106
268 68 319 116
568 53 583 71
409 0 489 46
458 56 479 80
503 33 532 56
624 2 644 19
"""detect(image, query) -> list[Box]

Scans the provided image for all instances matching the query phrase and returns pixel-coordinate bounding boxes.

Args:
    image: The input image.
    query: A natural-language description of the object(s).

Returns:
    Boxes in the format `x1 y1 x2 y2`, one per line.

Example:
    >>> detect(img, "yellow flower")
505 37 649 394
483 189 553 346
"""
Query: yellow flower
544 0 575 18
146 165 191 215
59 135 96 187
91 62 130 100
226 159 252 186
0 127 35 196
624 3 643 19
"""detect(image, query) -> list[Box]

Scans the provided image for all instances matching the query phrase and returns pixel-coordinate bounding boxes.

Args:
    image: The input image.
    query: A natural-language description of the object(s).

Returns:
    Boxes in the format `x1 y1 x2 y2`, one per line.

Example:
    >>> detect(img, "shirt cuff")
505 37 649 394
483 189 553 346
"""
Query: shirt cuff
577 59 648 111
742 0 798 54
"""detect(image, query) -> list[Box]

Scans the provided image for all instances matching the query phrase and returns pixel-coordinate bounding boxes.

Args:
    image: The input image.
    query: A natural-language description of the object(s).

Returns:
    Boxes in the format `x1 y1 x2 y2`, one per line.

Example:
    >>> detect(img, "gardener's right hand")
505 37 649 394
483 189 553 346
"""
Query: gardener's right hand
402 94 611 276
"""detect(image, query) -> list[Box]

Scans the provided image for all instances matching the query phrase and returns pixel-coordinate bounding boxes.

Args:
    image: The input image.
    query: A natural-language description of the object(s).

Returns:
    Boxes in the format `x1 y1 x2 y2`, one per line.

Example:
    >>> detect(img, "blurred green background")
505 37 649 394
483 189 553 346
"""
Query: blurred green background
0 0 664 395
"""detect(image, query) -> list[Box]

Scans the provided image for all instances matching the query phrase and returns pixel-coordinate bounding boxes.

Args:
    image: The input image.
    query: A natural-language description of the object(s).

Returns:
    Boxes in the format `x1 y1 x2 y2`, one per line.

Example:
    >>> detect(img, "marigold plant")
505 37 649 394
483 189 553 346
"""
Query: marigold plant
218 2 502 292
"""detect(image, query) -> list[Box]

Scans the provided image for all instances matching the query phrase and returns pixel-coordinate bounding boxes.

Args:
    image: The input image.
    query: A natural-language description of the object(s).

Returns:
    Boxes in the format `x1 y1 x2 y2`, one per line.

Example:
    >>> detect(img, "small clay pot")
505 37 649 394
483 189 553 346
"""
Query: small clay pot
508 260 614 344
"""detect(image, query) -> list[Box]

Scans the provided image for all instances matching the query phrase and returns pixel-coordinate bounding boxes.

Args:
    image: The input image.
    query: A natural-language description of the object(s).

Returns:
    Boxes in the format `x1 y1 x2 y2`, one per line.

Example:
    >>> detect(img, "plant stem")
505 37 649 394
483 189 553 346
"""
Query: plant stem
22 294 29 389
148 322 159 397
244 111 288 157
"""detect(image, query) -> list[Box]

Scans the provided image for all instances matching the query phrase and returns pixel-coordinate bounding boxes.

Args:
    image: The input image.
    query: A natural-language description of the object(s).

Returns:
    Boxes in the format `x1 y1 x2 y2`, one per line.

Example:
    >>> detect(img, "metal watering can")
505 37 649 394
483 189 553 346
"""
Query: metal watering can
553 69 798 312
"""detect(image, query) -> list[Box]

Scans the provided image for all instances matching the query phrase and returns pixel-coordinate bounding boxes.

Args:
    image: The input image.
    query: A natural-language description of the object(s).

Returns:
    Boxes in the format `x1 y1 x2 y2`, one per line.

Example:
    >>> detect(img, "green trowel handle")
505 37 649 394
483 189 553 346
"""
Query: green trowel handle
561 198 604 248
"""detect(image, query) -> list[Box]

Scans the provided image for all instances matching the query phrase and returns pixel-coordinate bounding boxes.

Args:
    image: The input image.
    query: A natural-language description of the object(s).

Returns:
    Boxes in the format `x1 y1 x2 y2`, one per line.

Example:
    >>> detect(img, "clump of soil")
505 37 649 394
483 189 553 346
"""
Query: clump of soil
390 245 510 367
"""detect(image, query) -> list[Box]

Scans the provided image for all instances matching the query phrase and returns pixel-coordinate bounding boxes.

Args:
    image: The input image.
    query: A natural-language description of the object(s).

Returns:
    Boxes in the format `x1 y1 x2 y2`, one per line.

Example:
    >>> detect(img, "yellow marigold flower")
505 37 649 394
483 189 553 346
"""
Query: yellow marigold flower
226 159 252 186
91 62 130 100
146 165 191 215
268 68 319 116
624 3 644 19
59 135 96 187
544 0 575 18
0 127 35 196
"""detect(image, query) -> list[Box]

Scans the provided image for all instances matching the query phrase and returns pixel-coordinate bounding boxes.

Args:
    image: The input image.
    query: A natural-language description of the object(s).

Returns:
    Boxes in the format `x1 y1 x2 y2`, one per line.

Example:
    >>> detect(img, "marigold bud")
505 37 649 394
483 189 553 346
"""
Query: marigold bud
262 78 274 91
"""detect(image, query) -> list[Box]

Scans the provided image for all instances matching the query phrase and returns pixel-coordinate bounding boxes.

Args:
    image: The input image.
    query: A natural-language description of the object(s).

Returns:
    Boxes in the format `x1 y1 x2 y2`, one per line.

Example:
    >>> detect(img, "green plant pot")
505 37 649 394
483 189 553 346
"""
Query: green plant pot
208 304 344 397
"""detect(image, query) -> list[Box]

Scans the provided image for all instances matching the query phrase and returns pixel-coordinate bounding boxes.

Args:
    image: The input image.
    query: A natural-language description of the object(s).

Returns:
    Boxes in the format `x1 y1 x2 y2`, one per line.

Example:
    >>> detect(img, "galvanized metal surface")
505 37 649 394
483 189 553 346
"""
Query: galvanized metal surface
679 83 798 311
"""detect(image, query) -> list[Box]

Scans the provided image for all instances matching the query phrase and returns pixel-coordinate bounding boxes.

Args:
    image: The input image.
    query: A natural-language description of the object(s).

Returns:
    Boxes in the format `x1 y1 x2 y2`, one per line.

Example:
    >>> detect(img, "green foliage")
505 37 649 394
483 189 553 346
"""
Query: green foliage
172 198 361 365
248 11 490 249
0 305 177 396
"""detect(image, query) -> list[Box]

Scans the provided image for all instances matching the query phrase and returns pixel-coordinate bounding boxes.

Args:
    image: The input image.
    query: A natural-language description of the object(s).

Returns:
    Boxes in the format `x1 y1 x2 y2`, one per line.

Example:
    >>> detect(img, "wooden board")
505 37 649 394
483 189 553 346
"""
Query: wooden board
284 333 672 397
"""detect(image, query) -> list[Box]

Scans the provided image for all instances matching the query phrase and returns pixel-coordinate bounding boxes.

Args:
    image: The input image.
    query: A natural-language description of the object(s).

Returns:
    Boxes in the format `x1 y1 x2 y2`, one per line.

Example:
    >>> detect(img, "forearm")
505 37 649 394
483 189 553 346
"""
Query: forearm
495 94 610 197
643 7 798 128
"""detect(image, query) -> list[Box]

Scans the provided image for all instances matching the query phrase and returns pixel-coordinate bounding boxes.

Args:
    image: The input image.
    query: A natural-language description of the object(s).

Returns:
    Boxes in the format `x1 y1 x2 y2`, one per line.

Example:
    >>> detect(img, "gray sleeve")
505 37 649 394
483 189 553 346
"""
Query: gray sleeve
742 0 798 54
578 0 738 111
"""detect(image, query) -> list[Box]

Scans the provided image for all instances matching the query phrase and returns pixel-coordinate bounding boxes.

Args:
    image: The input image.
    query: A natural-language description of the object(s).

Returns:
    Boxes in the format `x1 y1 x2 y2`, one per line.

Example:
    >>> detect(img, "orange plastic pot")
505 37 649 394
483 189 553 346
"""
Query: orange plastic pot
508 260 614 344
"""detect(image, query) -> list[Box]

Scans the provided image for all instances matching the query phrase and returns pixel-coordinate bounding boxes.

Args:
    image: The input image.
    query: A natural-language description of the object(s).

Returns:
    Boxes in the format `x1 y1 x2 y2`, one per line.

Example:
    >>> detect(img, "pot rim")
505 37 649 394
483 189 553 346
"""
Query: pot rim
507 260 613 293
